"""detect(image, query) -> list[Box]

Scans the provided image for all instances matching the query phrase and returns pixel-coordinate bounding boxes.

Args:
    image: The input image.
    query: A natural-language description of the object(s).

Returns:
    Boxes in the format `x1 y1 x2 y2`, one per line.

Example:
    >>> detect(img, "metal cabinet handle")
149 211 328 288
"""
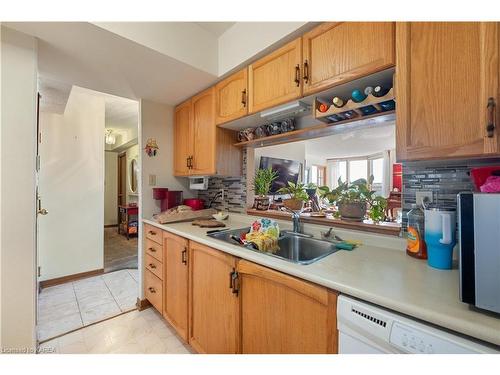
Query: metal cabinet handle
148 230 156 235
241 89 247 107
186 157 190 168
303 60 309 84
182 247 187 265
487 97 496 138
148 287 156 293
148 263 156 269
148 247 156 253
230 270 239 295
294 64 300 87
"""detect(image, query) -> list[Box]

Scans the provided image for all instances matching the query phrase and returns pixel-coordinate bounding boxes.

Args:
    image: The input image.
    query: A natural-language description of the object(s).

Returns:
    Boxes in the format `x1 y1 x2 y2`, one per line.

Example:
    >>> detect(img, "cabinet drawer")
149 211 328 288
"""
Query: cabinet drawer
144 269 163 313
145 238 163 263
145 224 162 244
145 254 163 280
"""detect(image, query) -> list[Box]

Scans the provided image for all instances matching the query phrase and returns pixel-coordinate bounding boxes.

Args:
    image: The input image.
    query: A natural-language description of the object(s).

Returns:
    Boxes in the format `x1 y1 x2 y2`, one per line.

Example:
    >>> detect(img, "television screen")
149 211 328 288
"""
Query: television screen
259 156 301 194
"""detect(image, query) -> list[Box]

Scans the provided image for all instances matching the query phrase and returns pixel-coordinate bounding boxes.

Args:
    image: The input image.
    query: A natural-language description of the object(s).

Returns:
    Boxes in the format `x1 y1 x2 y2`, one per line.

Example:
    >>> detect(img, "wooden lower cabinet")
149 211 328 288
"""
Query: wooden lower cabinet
163 232 189 341
188 241 240 354
144 227 339 354
238 260 338 354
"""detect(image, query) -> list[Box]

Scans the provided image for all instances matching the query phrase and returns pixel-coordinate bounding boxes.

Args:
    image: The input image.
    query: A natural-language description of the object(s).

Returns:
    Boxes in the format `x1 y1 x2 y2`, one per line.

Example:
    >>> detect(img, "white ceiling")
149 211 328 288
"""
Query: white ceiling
104 95 138 132
195 22 235 36
5 22 217 105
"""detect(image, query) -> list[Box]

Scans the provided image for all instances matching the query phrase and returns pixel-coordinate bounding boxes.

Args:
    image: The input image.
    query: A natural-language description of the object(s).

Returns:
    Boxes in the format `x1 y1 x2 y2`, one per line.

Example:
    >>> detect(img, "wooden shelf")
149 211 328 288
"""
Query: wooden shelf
233 111 395 148
315 88 395 124
247 208 401 236
233 123 327 147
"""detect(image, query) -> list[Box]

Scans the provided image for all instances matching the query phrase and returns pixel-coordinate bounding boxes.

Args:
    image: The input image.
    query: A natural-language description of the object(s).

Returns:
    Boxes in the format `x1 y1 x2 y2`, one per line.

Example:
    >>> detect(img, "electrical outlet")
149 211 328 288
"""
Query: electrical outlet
149 174 156 186
416 191 433 207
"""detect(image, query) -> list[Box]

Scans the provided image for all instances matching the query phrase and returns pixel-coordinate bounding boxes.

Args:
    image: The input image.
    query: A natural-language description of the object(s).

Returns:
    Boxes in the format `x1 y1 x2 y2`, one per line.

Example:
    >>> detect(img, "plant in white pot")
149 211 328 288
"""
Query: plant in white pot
278 181 309 212
252 167 278 211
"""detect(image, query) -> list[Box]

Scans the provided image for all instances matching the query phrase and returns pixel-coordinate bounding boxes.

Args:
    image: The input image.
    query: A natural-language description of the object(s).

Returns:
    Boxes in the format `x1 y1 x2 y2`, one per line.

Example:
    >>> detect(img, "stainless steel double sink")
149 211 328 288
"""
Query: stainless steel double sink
207 227 339 265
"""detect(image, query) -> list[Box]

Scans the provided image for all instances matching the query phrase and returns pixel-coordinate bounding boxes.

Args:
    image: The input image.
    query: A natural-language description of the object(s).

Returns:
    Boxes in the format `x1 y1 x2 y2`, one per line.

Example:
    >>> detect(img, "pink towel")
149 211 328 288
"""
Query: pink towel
480 176 500 193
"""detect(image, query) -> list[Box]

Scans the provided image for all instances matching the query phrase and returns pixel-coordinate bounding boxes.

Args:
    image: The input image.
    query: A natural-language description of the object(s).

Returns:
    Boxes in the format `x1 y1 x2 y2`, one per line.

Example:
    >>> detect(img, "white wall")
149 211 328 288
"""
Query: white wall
0 26 38 350
218 22 307 75
38 87 105 281
104 151 118 226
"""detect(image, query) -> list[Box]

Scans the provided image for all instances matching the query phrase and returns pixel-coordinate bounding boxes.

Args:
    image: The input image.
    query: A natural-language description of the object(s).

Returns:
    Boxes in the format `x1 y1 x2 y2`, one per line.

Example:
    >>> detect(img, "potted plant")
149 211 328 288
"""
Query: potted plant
278 181 309 211
319 177 388 222
252 167 278 211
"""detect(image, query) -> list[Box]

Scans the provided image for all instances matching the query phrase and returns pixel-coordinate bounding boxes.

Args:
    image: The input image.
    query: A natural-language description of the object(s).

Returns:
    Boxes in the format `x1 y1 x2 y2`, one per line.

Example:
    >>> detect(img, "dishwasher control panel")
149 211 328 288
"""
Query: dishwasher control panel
389 322 472 354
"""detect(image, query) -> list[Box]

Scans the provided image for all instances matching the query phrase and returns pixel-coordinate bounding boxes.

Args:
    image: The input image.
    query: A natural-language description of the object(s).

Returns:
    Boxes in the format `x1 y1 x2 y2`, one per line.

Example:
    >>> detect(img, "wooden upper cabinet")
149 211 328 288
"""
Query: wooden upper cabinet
163 232 189 341
191 87 216 175
248 38 303 113
173 100 192 176
396 22 500 160
188 242 240 354
238 260 338 354
215 69 248 125
302 22 395 95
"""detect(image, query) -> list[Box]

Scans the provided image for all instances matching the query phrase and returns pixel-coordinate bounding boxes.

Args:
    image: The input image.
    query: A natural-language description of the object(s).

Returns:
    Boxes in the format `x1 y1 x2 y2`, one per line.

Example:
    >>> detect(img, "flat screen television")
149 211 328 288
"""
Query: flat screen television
259 156 301 194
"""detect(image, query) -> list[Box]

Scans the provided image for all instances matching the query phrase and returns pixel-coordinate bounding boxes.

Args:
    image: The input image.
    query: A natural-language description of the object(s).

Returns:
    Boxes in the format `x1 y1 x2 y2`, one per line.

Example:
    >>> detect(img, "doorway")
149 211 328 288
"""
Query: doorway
36 83 140 342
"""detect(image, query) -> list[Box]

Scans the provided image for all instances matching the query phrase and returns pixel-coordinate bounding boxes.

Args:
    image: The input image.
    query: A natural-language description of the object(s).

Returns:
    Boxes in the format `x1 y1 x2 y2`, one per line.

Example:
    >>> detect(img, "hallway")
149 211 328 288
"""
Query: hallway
104 227 138 273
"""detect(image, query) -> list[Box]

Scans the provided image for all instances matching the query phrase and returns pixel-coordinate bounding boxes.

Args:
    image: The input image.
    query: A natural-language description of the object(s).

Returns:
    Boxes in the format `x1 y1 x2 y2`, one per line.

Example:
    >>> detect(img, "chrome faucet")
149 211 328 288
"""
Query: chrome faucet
281 206 312 237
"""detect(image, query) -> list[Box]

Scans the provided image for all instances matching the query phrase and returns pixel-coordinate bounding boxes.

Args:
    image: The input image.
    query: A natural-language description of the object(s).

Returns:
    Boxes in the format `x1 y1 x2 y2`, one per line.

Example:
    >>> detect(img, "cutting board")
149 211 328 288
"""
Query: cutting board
155 208 217 224
192 220 226 228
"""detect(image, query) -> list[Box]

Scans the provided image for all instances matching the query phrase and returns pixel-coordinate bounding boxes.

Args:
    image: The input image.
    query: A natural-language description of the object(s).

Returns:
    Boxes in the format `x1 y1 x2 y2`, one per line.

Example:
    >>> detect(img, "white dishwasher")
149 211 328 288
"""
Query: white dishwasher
337 295 498 354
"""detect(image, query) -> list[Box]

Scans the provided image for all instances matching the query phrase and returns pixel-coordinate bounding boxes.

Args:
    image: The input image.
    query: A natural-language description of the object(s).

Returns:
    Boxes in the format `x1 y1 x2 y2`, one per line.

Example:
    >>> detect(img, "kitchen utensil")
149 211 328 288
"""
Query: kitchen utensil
424 205 456 269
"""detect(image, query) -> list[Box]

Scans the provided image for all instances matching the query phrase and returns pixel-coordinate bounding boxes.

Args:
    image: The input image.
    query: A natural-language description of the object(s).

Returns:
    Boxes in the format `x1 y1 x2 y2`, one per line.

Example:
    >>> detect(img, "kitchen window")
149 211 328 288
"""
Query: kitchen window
327 152 390 197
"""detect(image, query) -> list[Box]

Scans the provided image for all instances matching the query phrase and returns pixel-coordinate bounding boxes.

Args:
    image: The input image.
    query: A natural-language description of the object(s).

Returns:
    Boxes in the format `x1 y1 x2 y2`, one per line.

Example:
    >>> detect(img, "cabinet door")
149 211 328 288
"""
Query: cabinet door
215 68 248 125
396 22 499 160
173 100 193 176
248 38 302 113
238 260 338 354
302 22 395 95
191 88 216 175
188 241 240 354
163 232 189 341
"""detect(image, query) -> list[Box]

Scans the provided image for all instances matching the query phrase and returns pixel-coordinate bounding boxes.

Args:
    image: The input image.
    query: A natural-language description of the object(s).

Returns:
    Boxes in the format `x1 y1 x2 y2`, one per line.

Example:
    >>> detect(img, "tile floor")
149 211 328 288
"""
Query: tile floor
38 308 192 354
104 227 138 272
38 269 139 341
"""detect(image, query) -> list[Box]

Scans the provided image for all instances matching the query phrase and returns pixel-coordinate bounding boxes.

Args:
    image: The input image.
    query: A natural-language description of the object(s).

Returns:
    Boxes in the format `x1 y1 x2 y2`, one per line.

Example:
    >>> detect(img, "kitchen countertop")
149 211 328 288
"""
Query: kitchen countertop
143 213 500 348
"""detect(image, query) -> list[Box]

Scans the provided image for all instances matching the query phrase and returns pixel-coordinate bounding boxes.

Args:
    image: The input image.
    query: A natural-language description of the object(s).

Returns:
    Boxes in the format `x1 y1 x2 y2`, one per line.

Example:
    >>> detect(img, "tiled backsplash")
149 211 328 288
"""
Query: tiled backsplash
402 157 500 228
197 149 247 213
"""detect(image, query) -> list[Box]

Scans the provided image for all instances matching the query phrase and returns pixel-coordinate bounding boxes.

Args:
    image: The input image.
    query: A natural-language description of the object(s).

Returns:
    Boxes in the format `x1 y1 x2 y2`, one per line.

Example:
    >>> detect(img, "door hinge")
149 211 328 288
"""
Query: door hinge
230 269 239 295
36 155 40 172
38 266 41 277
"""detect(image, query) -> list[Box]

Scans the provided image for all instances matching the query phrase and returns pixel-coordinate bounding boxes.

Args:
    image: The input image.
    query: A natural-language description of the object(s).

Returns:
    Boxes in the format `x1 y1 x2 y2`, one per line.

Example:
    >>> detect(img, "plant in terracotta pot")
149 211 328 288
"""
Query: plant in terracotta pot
252 167 278 211
319 177 388 222
278 181 309 211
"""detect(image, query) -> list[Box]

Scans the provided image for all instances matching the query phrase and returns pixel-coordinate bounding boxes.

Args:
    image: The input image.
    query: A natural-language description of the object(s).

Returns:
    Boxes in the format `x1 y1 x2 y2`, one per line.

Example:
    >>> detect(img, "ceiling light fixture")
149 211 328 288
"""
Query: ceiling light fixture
105 129 116 145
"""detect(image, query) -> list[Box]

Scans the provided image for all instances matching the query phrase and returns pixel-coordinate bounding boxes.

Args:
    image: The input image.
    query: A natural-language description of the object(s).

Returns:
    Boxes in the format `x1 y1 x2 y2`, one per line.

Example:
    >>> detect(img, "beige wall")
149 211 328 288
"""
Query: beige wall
38 87 105 281
0 26 38 351
140 99 193 220
104 151 118 226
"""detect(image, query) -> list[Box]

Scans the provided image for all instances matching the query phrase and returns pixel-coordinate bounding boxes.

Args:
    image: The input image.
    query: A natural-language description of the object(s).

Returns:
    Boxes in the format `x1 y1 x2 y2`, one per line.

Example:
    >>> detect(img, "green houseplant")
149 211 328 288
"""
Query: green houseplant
252 167 278 211
319 177 388 222
278 181 309 211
